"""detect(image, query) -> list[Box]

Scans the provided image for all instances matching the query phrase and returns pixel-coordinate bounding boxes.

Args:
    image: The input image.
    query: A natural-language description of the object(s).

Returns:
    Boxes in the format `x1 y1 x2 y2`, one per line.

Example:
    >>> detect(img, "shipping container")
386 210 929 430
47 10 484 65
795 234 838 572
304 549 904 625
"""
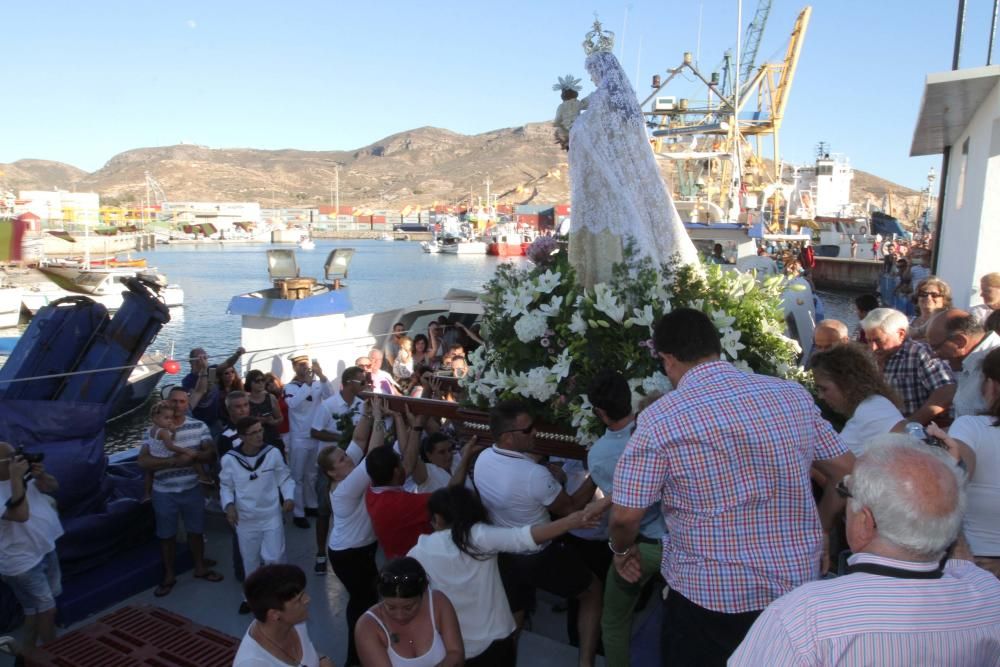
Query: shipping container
555 204 570 215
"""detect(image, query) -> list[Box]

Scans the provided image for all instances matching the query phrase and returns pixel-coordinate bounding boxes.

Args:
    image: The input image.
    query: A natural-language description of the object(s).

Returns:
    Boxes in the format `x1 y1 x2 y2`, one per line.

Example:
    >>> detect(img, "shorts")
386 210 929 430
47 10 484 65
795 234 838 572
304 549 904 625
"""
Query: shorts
498 537 594 614
3 550 62 615
152 485 206 539
315 473 332 518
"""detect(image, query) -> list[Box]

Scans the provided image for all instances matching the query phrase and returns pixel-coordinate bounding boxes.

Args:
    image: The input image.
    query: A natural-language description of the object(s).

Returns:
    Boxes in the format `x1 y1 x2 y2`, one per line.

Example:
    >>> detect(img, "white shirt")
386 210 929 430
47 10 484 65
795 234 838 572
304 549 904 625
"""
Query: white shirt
405 456 461 494
220 445 295 530
954 332 1000 417
473 446 561 534
284 379 333 439
0 478 64 576
233 623 321 667
949 415 1000 556
327 442 376 551
408 524 536 658
310 391 363 436
730 554 1000 666
840 395 905 456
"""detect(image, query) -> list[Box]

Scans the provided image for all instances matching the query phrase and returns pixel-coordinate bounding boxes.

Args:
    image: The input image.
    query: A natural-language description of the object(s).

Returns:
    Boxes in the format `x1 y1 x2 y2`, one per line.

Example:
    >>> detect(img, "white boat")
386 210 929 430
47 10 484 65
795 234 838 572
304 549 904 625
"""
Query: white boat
378 232 394 242
420 240 440 254
438 235 487 255
298 238 316 251
31 265 185 313
0 285 23 328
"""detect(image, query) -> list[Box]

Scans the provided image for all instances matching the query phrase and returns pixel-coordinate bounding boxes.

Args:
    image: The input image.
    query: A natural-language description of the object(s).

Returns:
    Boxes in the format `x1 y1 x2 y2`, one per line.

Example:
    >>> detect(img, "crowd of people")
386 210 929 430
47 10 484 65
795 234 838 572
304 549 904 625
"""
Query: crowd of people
4 283 1000 666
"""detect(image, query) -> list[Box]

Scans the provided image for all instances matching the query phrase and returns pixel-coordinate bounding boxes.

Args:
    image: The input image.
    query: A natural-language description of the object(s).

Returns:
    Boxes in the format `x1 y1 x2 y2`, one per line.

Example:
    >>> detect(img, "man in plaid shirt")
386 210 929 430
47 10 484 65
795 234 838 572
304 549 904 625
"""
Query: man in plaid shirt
609 308 855 665
861 308 956 424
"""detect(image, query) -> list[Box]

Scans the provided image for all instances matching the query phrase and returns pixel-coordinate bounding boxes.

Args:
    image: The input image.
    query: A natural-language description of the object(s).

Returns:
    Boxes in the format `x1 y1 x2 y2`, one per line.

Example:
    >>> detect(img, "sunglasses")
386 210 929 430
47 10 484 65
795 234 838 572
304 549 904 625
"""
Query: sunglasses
835 477 853 499
501 423 535 436
917 292 942 298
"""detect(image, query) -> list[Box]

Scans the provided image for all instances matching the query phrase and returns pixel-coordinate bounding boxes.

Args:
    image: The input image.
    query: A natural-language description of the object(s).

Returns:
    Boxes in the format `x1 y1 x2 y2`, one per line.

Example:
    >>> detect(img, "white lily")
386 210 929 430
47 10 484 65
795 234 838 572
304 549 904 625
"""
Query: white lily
569 311 588 334
625 304 655 328
592 283 626 322
534 270 562 294
537 295 564 318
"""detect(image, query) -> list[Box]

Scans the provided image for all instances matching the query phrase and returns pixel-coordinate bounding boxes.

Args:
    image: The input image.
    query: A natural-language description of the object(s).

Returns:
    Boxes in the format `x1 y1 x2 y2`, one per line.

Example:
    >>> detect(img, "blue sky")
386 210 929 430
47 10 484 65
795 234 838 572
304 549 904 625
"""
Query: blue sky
2 0 994 190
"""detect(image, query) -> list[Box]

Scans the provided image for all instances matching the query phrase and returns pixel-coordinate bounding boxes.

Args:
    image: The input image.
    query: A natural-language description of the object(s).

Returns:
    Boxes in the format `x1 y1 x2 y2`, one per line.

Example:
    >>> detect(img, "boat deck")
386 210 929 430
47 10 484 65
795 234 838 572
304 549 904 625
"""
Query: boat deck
0 510 630 666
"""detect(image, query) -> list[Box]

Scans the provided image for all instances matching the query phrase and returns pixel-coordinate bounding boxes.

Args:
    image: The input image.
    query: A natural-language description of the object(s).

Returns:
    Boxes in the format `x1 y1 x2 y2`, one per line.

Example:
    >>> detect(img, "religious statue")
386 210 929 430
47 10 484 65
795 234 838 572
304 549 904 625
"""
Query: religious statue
567 18 699 288
552 74 587 151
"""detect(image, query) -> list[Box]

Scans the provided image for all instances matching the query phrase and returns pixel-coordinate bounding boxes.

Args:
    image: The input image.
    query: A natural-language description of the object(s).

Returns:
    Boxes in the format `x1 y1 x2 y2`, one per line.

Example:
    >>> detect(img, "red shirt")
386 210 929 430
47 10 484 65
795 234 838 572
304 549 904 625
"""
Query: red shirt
365 487 432 559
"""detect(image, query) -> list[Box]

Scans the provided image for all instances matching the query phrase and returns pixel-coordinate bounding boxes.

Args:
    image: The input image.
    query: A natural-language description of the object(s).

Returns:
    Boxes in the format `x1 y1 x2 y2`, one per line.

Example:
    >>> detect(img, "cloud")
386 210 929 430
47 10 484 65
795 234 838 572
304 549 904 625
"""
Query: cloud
186 19 197 29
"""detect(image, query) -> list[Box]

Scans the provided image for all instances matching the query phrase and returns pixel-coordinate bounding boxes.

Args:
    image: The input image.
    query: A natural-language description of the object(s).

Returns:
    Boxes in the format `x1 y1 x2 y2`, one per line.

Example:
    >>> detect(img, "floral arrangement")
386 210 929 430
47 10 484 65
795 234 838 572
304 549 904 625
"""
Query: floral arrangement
461 236 803 446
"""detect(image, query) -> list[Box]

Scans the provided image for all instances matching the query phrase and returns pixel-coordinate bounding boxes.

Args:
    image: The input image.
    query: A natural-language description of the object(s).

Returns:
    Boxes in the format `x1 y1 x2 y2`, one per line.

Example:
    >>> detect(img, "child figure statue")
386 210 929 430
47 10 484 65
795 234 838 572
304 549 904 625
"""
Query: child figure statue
553 74 587 151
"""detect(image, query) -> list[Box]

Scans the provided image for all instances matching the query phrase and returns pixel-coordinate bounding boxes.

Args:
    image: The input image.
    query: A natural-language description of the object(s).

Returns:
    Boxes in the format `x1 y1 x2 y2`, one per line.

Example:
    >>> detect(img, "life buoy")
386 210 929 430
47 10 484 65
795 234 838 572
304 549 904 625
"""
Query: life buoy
857 224 868 236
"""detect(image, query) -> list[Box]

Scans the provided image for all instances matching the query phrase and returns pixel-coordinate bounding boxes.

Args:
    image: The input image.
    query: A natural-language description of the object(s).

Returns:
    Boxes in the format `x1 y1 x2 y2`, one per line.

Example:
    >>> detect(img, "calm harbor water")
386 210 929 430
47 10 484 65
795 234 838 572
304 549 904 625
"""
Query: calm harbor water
104 240 863 451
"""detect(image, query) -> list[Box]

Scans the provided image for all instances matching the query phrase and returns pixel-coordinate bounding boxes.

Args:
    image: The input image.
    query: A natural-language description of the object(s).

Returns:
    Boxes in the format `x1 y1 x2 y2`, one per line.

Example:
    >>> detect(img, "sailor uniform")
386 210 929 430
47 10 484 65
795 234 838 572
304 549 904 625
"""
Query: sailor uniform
283 378 333 516
220 445 295 576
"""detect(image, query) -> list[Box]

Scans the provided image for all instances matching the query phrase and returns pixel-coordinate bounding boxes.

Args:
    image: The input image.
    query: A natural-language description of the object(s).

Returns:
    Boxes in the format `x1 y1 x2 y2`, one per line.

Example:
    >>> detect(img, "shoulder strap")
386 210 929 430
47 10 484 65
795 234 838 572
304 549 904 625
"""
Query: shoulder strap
364 610 392 644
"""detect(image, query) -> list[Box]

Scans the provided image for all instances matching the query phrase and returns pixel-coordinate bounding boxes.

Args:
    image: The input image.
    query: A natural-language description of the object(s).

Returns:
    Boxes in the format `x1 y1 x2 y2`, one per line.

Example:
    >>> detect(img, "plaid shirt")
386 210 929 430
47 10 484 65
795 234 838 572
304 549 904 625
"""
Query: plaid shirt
883 338 956 417
613 361 847 614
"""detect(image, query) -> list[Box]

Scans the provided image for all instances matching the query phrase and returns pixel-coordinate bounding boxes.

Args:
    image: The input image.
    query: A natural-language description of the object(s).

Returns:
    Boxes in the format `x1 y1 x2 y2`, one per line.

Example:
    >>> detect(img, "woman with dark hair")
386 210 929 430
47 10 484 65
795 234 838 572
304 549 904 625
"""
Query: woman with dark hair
811 344 907 456
928 347 1000 577
909 275 953 341
355 557 464 667
217 363 244 423
246 369 285 450
233 564 333 667
407 486 595 664
411 335 433 372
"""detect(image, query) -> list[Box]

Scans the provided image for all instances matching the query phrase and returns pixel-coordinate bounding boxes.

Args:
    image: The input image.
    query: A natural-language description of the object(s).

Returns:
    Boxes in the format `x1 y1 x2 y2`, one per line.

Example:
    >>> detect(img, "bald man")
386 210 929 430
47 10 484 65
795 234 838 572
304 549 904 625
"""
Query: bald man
926 309 1000 417
732 435 1000 665
813 320 850 353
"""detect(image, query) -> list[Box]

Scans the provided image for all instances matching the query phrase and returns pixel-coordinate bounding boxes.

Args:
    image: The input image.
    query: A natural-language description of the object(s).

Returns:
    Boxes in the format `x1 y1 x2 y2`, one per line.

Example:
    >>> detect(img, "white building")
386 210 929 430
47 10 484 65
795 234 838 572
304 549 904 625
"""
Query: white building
18 190 100 226
911 64 1000 310
161 201 262 231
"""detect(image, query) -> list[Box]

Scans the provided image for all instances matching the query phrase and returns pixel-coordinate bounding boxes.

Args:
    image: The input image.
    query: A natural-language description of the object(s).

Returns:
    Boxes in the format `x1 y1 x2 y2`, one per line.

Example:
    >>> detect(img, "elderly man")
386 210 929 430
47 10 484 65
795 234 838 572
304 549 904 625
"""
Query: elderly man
926 309 1000 417
731 436 1000 665
860 307 956 424
283 352 332 529
812 319 849 353
367 348 398 395
610 308 855 665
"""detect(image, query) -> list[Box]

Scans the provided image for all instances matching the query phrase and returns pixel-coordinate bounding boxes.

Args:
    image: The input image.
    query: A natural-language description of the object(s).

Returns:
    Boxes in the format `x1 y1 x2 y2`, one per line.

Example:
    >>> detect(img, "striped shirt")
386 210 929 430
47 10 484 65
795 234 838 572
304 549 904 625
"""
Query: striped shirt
147 417 211 494
613 361 847 614
882 337 956 417
729 554 1000 666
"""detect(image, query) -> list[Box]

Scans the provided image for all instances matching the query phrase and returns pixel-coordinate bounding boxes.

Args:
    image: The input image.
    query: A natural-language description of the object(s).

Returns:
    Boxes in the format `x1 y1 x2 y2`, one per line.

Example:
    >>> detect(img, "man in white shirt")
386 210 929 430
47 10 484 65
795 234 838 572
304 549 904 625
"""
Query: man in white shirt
283 352 332 528
731 435 1000 665
473 400 601 667
927 309 1000 416
0 442 62 659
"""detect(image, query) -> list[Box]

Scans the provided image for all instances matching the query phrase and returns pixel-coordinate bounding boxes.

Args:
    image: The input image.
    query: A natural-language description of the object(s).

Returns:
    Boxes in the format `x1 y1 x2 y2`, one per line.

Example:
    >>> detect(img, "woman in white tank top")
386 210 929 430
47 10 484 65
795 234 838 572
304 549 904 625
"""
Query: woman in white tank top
355 557 464 666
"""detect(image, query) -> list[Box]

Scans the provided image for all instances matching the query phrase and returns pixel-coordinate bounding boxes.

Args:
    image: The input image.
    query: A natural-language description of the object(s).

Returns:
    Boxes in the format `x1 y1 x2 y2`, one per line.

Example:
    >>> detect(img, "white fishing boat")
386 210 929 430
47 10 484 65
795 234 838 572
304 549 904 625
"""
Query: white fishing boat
438 235 487 255
420 239 440 253
31 265 185 313
298 237 316 250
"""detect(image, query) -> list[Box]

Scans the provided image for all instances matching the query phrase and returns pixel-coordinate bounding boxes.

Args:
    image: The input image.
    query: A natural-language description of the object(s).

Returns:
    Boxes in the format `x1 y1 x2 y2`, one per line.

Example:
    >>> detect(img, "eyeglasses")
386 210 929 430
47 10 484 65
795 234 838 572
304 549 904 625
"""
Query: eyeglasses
917 291 942 299
501 423 535 436
928 335 953 352
835 476 853 499
345 379 363 385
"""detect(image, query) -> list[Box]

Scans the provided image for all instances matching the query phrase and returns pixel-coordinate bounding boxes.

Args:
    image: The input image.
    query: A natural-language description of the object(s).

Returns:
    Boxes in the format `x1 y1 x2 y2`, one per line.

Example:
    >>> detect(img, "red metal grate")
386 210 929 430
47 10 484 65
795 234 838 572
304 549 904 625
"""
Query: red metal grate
26 605 239 667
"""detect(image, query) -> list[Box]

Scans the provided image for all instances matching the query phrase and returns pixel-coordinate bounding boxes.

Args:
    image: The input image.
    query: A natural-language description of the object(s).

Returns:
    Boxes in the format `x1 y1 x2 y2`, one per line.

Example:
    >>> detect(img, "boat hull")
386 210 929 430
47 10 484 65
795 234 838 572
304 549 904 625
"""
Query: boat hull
440 241 487 255
487 242 525 257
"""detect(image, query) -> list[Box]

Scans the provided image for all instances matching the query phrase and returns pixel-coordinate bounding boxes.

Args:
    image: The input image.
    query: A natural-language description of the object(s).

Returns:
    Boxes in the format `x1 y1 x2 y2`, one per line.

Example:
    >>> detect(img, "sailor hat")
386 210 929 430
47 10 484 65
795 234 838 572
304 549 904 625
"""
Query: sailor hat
288 351 311 364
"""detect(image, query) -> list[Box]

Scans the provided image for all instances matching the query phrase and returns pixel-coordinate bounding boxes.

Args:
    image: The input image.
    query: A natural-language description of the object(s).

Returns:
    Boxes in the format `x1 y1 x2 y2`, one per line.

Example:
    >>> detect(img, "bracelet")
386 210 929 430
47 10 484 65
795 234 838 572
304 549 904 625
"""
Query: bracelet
607 539 632 557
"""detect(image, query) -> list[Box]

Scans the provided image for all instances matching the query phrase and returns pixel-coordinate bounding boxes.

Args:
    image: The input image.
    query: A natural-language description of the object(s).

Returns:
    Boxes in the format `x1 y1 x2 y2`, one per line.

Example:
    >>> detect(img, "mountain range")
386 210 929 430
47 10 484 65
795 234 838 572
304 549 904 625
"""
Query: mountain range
1 122 925 221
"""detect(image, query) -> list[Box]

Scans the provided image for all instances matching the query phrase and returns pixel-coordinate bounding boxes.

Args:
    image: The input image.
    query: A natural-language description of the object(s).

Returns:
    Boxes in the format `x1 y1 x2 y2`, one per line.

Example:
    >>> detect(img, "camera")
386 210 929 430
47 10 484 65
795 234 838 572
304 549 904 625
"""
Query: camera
903 422 947 450
15 445 44 465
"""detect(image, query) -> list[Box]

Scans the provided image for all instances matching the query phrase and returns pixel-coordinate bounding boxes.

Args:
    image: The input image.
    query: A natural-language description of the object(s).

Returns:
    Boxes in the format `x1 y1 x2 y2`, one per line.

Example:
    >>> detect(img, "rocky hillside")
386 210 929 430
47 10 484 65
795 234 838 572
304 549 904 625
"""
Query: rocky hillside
2 123 925 223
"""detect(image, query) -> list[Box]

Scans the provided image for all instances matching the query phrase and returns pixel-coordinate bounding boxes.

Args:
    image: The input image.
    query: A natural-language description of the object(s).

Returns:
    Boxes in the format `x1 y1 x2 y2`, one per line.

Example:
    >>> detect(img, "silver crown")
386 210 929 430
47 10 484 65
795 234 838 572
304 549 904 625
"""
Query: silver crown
583 17 614 56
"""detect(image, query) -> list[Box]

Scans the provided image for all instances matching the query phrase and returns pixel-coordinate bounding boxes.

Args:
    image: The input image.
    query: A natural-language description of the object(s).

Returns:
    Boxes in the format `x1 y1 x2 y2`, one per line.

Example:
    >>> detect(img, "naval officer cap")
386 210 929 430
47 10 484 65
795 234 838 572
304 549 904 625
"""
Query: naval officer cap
289 351 311 364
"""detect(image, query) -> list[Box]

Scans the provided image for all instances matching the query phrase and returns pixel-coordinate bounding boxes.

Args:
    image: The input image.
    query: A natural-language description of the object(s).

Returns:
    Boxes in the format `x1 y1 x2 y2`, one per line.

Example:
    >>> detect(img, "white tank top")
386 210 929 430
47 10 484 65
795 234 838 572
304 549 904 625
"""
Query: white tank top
364 589 447 667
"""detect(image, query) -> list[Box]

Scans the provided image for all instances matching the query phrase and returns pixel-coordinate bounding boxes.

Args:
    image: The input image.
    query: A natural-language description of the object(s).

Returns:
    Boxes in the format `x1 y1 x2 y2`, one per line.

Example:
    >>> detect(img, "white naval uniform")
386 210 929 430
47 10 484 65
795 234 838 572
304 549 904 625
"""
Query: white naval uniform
220 445 295 576
284 378 333 516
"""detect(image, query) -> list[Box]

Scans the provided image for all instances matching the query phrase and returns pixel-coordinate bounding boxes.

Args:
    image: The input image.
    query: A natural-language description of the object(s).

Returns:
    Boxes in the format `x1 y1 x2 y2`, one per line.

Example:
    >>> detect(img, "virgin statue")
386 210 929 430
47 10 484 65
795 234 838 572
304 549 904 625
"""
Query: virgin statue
568 20 699 288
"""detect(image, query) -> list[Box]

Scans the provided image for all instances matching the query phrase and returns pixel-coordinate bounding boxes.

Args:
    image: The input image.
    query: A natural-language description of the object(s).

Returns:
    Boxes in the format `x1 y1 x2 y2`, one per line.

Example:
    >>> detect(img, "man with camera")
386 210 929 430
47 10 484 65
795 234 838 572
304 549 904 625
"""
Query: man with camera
0 442 62 658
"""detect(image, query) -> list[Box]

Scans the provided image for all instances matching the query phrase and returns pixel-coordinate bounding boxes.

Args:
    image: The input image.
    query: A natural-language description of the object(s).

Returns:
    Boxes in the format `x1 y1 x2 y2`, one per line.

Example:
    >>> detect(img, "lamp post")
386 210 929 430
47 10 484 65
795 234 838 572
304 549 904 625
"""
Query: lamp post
924 167 936 233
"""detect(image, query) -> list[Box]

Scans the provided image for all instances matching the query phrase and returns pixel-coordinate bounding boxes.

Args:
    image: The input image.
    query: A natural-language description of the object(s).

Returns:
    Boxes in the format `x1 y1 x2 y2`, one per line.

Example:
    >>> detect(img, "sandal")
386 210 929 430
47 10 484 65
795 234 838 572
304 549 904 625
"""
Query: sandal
154 580 176 597
193 570 224 583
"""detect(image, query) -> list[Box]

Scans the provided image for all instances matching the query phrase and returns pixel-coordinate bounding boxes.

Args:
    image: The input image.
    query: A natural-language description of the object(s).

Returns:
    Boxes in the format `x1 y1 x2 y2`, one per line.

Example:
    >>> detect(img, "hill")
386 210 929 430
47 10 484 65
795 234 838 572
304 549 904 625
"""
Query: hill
1 123 925 222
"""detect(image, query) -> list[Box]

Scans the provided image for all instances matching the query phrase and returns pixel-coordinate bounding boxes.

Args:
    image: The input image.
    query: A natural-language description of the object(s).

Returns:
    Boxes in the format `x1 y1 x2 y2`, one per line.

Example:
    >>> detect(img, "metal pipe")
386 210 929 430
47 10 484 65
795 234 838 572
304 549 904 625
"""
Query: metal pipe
953 0 967 70
931 148 950 275
989 0 999 65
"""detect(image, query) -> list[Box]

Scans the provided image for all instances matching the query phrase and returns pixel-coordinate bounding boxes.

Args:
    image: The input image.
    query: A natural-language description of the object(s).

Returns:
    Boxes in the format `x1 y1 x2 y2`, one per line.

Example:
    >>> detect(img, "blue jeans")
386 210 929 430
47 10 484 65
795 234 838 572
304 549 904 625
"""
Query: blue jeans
3 550 61 615
151 485 205 539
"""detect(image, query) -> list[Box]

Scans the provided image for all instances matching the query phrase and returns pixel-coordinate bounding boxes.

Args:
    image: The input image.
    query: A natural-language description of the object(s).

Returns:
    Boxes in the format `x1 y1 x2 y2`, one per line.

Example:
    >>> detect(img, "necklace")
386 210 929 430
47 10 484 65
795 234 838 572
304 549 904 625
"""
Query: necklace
253 622 303 666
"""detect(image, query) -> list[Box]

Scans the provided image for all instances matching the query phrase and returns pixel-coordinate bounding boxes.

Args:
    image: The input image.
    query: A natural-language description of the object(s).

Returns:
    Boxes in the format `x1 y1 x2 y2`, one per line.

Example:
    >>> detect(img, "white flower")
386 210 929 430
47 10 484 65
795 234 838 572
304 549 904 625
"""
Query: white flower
688 298 705 312
720 328 746 360
514 366 558 402
551 348 572 380
624 304 655 328
513 311 548 343
534 270 562 294
569 311 588 334
537 295 564 318
732 360 753 374
711 309 736 330
642 372 673 395
501 288 534 317
592 283 626 322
